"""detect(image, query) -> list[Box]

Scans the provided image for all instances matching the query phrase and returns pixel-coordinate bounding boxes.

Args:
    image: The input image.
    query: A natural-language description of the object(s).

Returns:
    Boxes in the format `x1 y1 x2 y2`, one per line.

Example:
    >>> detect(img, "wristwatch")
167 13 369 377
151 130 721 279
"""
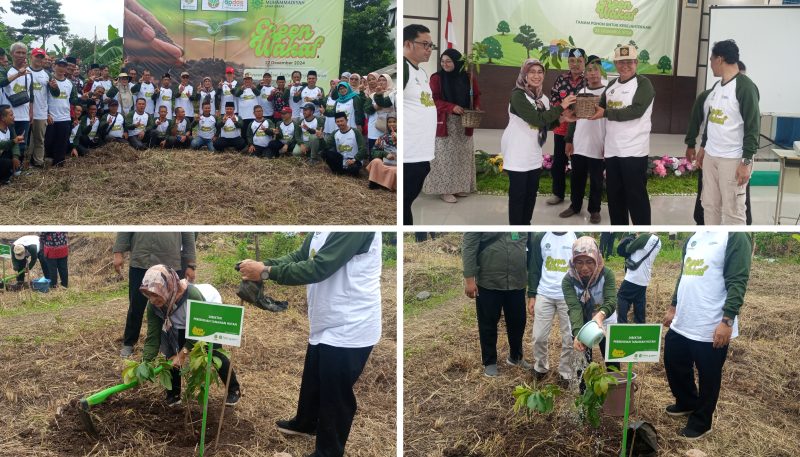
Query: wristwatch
741 158 752 166
722 317 734 327
260 265 270 281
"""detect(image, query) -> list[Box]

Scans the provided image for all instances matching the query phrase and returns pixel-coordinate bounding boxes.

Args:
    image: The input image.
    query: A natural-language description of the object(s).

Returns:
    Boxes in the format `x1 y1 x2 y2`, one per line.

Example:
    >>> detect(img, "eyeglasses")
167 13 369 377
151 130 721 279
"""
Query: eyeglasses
413 41 437 50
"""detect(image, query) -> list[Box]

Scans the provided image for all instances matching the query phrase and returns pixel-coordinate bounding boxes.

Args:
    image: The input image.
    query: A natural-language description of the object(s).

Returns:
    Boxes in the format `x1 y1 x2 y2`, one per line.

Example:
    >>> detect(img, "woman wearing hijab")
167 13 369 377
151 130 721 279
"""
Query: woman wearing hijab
562 236 620 386
421 48 480 203
140 264 241 407
366 112 397 190
329 81 364 130
501 59 577 225
364 73 395 156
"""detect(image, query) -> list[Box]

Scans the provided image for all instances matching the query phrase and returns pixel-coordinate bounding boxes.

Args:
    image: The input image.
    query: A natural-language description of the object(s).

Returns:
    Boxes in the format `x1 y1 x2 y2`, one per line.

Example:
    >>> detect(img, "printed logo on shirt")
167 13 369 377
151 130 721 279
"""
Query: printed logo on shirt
545 256 569 272
223 125 235 132
310 248 317 259
242 93 256 100
683 257 709 276
32 82 43 91
144 91 153 97
200 125 213 132
420 91 435 107
338 144 354 152
608 100 625 109
708 108 728 125
161 95 171 101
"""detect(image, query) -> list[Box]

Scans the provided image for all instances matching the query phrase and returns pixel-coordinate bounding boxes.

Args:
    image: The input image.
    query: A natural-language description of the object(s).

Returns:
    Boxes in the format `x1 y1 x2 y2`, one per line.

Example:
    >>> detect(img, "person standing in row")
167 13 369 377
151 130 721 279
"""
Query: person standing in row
402 24 437 225
463 232 532 377
663 232 751 439
590 45 655 225
423 48 480 204
41 232 69 288
616 232 661 324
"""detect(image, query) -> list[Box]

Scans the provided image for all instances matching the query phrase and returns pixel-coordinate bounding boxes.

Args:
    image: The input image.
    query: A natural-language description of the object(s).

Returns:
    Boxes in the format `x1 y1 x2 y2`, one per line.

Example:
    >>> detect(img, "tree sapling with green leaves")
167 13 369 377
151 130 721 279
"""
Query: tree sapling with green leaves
185 17 245 60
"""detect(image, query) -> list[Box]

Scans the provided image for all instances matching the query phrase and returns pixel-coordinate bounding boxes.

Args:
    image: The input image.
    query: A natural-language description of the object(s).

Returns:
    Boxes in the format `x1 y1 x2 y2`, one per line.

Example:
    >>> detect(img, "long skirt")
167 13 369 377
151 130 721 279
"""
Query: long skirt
422 115 476 195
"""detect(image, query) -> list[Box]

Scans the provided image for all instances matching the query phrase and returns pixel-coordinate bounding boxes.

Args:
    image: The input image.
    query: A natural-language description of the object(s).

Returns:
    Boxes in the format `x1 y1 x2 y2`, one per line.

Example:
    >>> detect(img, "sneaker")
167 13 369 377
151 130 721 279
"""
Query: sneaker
484 364 499 377
546 196 563 205
679 427 712 440
532 369 547 381
166 392 181 407
589 212 601 224
665 404 694 417
558 207 577 218
225 389 241 406
276 418 316 437
506 356 532 370
120 345 134 357
440 194 457 203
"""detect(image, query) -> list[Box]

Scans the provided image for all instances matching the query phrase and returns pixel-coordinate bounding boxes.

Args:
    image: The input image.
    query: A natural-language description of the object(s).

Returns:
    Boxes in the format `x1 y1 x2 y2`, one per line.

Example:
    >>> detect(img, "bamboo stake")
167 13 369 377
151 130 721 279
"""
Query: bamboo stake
213 352 235 451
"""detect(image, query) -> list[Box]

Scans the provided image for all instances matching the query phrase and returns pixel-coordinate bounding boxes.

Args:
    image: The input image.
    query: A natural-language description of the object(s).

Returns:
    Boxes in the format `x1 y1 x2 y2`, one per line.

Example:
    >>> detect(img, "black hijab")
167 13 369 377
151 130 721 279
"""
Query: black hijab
437 49 471 109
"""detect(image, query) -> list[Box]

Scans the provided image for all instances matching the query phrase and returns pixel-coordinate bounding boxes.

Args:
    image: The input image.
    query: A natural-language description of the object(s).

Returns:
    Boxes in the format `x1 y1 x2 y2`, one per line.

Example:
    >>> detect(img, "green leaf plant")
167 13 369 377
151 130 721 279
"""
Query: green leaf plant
512 383 561 419
185 18 245 60
574 362 618 427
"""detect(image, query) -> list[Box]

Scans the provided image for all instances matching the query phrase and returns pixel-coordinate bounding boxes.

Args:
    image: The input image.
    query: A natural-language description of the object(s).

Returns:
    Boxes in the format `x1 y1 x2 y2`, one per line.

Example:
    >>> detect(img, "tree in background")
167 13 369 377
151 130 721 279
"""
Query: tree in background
657 55 672 74
62 35 101 61
10 0 68 48
497 20 510 36
481 36 503 64
513 24 542 59
340 0 395 75
638 49 650 64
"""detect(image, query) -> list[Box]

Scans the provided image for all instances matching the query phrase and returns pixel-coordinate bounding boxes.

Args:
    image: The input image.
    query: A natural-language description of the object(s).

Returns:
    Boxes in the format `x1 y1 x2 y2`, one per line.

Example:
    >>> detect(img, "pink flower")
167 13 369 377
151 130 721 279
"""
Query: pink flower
654 163 667 177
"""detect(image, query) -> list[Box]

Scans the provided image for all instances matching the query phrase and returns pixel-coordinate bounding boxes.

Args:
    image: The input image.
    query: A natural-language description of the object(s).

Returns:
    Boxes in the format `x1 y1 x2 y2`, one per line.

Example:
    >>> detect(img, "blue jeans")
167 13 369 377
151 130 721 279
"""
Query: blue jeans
190 136 215 152
14 120 30 162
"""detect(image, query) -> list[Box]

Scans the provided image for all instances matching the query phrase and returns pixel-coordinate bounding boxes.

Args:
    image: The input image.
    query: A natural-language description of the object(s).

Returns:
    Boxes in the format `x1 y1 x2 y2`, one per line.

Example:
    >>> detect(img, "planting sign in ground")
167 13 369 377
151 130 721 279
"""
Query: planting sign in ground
186 300 244 347
0 244 10 259
605 324 663 363
473 0 678 74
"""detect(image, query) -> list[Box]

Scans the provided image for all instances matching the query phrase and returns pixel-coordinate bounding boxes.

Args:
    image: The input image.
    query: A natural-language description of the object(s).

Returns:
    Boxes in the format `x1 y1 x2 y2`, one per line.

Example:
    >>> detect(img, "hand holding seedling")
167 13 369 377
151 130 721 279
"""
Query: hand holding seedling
124 0 184 66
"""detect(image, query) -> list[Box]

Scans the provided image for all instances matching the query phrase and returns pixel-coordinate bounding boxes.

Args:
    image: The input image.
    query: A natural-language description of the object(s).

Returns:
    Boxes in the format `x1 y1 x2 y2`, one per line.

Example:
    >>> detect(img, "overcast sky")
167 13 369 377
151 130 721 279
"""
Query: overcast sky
1 0 123 49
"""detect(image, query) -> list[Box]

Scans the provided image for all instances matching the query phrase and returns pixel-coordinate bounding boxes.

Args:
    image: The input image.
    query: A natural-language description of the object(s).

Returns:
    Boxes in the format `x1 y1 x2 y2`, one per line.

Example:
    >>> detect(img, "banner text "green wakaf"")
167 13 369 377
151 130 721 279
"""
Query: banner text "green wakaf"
249 18 326 59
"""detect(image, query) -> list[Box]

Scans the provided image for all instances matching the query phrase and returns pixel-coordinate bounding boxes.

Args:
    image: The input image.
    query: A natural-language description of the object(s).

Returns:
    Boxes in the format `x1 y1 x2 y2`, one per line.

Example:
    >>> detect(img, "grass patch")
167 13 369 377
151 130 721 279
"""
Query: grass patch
404 287 462 318
383 244 397 268
476 171 699 197
0 284 127 318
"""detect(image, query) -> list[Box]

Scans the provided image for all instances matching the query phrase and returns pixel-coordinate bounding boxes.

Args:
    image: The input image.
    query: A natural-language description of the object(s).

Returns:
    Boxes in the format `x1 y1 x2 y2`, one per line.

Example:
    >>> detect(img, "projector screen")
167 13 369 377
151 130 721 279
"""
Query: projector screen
706 6 800 117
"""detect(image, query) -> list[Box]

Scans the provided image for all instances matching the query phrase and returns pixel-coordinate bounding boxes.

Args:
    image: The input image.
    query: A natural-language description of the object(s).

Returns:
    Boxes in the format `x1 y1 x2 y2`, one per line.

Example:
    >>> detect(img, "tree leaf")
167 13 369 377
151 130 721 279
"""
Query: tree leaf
219 17 246 27
568 35 575 46
185 20 211 28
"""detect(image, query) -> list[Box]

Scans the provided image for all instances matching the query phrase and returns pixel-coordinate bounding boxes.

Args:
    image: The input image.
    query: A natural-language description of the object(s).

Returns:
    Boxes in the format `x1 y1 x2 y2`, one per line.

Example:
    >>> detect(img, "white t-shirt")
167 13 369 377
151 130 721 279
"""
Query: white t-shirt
278 120 295 144
573 85 607 159
603 76 653 158
154 117 170 136
136 81 157 114
174 85 195 117
84 116 100 139
195 115 216 140
289 84 304 119
237 86 259 120
14 235 39 248
128 111 150 136
300 86 323 107
323 95 338 134
48 78 74 122
155 87 173 119
220 80 238 113
335 128 360 165
104 112 125 138
501 92 550 172
250 118 273 147
536 232 577 299
29 68 51 120
69 122 80 143
173 118 189 136
298 117 319 143
704 77 745 159
199 89 217 116
5 68 32 121
672 231 739 343
259 85 275 116
219 115 241 138
624 234 661 287
334 98 357 129
404 61 436 163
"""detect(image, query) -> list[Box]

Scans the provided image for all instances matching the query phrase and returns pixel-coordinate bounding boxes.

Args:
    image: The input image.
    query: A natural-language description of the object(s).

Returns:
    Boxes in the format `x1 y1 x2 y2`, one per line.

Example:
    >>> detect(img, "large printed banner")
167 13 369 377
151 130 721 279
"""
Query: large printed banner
124 0 344 83
473 0 678 75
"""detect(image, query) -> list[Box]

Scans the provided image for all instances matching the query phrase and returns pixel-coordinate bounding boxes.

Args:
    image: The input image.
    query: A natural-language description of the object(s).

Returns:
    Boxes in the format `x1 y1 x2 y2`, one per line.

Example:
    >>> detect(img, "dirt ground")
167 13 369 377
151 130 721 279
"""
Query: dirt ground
0 233 397 457
1 143 395 225
403 234 800 457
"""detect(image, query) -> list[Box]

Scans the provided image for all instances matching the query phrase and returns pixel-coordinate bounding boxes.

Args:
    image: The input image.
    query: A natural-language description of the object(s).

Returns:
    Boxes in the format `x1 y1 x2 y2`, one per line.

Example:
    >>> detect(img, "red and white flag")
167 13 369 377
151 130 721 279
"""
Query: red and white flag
444 0 456 49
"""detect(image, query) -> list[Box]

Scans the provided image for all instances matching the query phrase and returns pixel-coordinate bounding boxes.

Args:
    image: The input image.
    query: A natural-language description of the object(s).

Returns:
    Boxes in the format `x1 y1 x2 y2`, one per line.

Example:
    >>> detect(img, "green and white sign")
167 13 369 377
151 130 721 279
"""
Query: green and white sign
605 324 662 363
473 0 678 74
186 300 244 347
0 244 11 259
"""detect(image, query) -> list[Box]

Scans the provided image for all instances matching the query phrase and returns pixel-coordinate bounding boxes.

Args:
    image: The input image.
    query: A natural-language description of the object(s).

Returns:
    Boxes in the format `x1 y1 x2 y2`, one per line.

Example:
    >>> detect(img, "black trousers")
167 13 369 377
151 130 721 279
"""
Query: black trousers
605 156 651 225
475 287 526 366
664 329 729 433
148 135 170 148
551 134 568 199
0 157 14 183
213 136 247 152
403 161 430 225
128 132 150 150
76 135 103 156
44 121 72 166
45 256 68 288
569 154 604 213
170 331 239 396
12 250 49 282
616 280 647 324
507 169 542 225
321 150 361 176
599 232 616 259
123 267 185 346
294 343 373 457
693 169 753 225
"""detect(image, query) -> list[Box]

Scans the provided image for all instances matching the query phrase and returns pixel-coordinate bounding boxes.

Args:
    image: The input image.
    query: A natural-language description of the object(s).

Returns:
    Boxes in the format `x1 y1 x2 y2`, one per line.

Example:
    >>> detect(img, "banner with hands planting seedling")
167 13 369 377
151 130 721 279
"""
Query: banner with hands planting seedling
124 0 345 83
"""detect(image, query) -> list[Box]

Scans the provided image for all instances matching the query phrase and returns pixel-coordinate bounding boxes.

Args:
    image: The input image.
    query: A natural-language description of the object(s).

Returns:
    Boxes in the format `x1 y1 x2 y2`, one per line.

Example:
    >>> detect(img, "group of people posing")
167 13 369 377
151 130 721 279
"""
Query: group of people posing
0 43 397 190
461 231 751 440
404 23 760 226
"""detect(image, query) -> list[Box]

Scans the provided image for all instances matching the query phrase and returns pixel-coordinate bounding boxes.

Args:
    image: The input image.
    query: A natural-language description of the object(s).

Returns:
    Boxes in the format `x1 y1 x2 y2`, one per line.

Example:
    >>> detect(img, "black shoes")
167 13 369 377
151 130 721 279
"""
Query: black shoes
276 417 316 437
665 404 694 417
225 389 241 406
166 392 181 407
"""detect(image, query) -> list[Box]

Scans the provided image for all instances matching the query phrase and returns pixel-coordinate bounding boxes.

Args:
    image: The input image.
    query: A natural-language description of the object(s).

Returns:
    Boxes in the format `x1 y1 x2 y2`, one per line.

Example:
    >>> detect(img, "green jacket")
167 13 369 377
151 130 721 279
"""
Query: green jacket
263 232 375 286
671 233 751 319
510 88 563 130
124 110 155 134
143 284 205 361
322 127 366 161
599 74 656 122
685 88 711 148
151 118 174 139
295 115 325 145
216 115 243 136
462 232 532 291
245 117 276 146
562 267 617 337
113 232 196 271
699 73 761 159
0 124 21 160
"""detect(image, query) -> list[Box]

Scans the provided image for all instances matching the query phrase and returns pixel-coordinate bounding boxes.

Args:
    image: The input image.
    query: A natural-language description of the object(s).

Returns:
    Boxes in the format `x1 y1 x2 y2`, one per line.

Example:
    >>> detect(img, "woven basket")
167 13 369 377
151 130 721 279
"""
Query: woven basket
575 93 600 119
461 109 485 128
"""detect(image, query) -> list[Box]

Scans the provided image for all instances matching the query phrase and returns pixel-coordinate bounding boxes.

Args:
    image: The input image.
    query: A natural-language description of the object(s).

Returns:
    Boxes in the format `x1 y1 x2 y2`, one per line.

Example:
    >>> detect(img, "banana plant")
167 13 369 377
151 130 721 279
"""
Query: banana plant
185 17 245 59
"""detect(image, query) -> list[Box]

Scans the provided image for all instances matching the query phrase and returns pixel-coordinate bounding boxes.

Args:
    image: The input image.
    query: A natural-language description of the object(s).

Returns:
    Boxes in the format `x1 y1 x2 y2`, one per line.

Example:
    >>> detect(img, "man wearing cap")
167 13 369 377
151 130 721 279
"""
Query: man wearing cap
45 58 81 167
11 234 48 284
198 77 218 117
174 71 197 124
27 48 53 168
258 72 275 118
547 48 587 206
190 100 217 151
246 104 278 158
0 104 23 184
100 98 127 143
316 112 365 176
214 101 246 152
153 74 174 119
125 97 154 151
232 73 262 134
296 102 324 163
219 66 239 114
288 70 305 121
696 40 760 225
268 75 289 122
276 106 298 156
131 69 157 115
169 106 192 149
590 44 656 225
